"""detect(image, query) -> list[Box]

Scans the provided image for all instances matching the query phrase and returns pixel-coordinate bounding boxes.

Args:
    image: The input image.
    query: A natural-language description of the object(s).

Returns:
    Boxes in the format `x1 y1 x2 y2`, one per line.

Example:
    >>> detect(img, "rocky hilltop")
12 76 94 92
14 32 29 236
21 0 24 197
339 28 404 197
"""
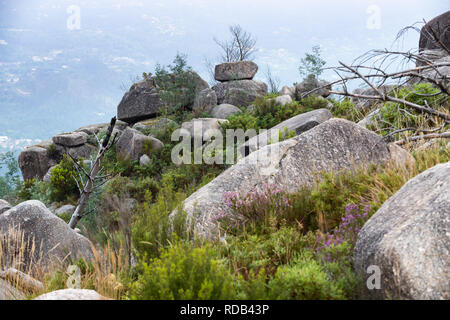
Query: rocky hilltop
1 12 449 300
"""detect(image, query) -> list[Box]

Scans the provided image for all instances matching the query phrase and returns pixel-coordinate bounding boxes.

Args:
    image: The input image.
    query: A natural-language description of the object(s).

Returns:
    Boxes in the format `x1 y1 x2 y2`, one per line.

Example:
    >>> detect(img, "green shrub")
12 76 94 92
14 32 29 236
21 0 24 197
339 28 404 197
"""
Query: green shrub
49 155 80 202
267 251 347 300
330 98 366 122
129 241 235 300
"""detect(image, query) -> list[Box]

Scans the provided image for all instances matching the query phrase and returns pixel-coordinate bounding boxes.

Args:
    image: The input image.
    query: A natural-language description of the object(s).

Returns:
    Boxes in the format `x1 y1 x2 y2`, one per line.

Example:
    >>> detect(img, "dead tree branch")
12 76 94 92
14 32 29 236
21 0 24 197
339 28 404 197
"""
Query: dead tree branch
68 117 117 229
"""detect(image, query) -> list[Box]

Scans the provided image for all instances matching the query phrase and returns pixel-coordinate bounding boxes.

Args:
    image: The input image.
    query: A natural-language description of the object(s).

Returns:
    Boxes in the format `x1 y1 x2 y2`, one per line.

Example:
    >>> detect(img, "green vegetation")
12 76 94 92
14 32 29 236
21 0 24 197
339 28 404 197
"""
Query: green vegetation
4 52 448 300
298 45 326 79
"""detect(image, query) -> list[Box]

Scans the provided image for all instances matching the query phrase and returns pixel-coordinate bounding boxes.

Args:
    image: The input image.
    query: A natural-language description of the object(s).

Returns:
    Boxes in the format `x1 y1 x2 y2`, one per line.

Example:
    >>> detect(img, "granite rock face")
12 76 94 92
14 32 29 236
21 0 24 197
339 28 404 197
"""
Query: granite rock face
34 289 109 300
175 118 413 238
354 162 450 300
212 80 268 106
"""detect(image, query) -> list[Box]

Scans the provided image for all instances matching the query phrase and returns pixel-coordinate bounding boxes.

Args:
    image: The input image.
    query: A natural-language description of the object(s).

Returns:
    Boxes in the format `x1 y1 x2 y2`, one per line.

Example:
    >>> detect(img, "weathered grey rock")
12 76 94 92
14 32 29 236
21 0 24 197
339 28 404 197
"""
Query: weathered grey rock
181 118 228 142
357 109 381 128
212 80 268 106
0 199 11 215
274 94 293 106
279 86 295 98
210 104 241 119
214 61 258 82
421 54 450 88
117 78 162 124
116 127 163 161
18 146 54 181
419 11 450 52
354 162 450 300
175 118 412 238
295 75 331 99
243 109 332 155
193 88 217 112
0 268 43 293
118 72 209 123
34 289 109 300
133 118 178 134
139 154 151 166
0 200 95 272
43 165 57 183
351 86 394 110
0 279 25 300
56 143 95 160
55 204 75 217
52 132 88 147
75 123 109 135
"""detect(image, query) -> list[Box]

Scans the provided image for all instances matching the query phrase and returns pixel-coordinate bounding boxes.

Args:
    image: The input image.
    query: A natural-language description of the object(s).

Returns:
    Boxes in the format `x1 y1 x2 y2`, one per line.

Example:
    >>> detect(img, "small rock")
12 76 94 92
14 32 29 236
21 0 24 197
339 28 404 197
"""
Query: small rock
139 154 151 166
210 104 241 119
55 204 76 217
274 94 293 106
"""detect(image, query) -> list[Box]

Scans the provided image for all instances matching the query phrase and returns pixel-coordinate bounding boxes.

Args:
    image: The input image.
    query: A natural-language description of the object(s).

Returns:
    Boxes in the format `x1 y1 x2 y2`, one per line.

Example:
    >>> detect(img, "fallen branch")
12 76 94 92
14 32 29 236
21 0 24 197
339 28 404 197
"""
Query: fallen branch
394 131 450 145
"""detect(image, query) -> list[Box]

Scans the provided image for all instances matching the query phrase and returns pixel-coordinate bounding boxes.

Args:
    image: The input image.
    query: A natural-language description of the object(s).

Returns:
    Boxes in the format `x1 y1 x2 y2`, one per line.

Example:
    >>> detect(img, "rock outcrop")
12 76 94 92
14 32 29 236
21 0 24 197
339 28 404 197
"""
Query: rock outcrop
175 118 413 238
212 80 268 107
18 146 55 181
117 72 209 123
116 127 164 161
214 61 258 82
354 162 450 300
0 200 95 272
180 118 228 142
193 88 217 113
295 74 331 99
419 11 450 52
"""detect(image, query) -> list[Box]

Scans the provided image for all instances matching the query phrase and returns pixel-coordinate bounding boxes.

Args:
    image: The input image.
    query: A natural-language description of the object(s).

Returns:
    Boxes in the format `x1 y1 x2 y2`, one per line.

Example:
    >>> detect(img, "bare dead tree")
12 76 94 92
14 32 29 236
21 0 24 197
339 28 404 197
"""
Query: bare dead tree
299 22 449 146
68 117 118 229
213 24 257 62
265 65 281 93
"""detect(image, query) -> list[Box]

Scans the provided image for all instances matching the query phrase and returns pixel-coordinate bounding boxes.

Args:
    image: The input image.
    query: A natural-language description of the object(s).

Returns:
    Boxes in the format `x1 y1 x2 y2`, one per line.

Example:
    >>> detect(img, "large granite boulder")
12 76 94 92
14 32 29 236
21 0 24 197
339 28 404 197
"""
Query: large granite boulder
354 162 450 300
116 127 163 161
34 289 109 300
193 88 217 113
212 80 268 106
0 200 95 272
210 104 241 119
295 74 332 99
175 118 413 238
243 109 332 155
118 72 209 123
273 94 293 106
419 11 450 52
214 61 258 82
18 146 54 181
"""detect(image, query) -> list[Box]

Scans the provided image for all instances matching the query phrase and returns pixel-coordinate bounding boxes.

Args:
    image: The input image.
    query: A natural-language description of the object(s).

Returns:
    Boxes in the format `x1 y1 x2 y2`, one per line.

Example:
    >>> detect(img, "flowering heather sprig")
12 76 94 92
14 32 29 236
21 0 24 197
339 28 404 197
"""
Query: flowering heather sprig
315 202 370 258
211 183 291 226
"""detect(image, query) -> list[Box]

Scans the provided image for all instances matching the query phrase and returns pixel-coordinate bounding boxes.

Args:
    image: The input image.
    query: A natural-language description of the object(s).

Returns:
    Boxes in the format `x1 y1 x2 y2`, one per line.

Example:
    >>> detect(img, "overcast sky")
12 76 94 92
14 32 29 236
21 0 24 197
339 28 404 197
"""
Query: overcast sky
1 0 448 85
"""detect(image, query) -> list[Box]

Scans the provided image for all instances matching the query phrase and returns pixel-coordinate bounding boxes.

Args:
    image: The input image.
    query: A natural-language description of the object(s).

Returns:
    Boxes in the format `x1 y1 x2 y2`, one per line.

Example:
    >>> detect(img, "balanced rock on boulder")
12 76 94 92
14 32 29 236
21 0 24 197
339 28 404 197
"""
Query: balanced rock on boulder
354 162 450 300
214 61 258 82
174 118 413 238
